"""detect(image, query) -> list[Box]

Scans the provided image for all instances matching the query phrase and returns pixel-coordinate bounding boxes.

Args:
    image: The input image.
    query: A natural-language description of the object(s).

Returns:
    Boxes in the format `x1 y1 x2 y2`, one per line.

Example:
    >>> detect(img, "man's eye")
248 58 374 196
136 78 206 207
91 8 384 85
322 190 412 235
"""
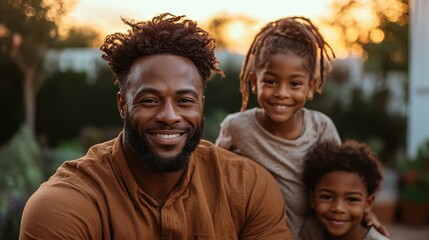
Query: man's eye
178 98 196 104
139 98 158 104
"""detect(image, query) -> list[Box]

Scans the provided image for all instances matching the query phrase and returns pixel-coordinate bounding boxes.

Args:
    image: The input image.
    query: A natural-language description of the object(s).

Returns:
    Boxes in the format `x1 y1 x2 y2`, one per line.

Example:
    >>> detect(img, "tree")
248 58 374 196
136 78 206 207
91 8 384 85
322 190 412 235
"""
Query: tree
0 0 75 134
52 26 101 48
311 0 409 163
320 0 408 64
205 13 257 53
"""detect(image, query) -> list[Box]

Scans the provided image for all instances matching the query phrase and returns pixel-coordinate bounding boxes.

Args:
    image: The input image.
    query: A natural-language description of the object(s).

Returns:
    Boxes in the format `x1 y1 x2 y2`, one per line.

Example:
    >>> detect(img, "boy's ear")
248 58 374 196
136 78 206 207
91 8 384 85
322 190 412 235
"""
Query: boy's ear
250 73 257 94
365 194 376 213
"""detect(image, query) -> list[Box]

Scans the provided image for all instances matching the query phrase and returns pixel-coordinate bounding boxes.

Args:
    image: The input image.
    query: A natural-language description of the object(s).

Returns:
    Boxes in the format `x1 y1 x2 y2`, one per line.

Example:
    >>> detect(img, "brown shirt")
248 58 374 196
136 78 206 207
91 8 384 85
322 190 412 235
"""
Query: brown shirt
20 133 293 240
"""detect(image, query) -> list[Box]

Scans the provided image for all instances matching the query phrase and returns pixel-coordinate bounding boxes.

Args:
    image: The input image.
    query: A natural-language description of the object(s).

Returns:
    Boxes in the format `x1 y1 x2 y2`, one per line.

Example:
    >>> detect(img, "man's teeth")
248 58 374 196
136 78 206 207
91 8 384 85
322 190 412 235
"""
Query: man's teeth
156 133 180 139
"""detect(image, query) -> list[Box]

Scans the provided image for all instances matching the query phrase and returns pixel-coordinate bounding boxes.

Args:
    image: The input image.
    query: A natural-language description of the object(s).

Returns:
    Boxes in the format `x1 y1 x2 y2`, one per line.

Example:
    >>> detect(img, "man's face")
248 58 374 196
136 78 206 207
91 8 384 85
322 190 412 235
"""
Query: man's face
118 54 205 172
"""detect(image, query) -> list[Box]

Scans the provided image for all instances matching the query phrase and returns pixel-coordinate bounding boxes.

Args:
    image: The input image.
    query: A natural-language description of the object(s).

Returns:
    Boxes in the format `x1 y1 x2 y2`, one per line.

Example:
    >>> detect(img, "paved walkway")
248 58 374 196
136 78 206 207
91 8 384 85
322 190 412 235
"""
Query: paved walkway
386 223 429 240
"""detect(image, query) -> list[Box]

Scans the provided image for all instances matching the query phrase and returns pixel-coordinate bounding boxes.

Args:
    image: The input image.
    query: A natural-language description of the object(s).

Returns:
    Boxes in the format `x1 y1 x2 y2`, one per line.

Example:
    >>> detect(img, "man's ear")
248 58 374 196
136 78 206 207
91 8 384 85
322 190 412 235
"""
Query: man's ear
365 194 376 213
117 92 127 119
250 73 257 94
202 95 205 109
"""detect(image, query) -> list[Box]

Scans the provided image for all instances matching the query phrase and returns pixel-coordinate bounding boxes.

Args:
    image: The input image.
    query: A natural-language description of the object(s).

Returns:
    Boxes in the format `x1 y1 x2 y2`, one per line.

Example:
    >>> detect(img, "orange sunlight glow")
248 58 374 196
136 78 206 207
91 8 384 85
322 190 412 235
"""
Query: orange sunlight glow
62 0 406 58
63 0 332 53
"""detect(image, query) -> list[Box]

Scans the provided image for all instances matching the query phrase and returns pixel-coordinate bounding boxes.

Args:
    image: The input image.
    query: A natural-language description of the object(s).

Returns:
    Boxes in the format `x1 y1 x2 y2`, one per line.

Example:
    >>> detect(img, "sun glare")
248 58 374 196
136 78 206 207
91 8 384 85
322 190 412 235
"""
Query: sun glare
370 28 385 44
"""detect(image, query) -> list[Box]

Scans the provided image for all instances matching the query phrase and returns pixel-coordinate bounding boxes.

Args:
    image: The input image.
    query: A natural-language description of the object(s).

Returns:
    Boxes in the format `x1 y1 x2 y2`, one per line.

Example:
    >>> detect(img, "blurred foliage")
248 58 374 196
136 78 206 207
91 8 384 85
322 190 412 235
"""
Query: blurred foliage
0 125 43 239
397 139 429 204
204 58 258 142
321 0 408 65
43 139 85 175
0 56 24 145
312 0 409 163
307 81 407 164
205 13 257 53
0 0 76 133
52 26 102 48
36 64 121 147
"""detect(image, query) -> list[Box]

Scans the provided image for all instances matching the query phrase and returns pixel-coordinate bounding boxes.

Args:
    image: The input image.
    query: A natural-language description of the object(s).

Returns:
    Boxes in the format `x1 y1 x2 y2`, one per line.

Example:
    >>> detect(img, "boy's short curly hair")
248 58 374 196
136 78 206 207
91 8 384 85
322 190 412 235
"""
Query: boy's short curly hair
100 13 223 93
303 140 383 195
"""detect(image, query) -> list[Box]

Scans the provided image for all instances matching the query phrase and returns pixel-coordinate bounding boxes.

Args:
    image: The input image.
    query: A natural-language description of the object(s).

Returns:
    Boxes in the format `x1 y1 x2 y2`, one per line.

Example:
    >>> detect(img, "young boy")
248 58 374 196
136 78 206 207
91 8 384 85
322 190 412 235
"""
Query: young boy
303 140 390 240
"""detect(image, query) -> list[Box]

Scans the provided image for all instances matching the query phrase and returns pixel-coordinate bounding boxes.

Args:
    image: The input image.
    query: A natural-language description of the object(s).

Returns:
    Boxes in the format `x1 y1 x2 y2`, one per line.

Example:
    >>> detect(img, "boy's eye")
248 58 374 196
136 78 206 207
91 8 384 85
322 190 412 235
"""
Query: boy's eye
347 197 362 203
319 194 333 201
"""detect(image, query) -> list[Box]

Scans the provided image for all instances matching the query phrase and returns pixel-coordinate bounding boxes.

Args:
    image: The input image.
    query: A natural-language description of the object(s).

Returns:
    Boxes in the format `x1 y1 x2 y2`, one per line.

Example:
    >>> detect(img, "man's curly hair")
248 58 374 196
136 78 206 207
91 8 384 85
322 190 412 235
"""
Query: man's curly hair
100 13 223 93
303 140 383 196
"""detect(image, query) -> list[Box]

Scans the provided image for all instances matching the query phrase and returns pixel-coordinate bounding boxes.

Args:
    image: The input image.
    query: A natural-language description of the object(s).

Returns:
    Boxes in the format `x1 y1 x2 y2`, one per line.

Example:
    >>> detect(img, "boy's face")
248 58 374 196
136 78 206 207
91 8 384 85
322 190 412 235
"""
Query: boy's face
310 171 375 239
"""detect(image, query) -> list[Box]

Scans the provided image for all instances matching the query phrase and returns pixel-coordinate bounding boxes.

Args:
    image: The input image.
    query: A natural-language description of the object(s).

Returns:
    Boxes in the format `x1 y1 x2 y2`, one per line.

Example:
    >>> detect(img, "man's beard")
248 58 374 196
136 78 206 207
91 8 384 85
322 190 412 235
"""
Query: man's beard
123 115 204 173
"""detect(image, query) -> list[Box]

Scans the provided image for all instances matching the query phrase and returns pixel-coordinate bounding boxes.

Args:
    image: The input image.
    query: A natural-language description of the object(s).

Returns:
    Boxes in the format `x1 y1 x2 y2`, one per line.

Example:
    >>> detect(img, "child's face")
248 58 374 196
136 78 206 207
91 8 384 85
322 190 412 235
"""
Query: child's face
251 53 315 124
310 171 374 240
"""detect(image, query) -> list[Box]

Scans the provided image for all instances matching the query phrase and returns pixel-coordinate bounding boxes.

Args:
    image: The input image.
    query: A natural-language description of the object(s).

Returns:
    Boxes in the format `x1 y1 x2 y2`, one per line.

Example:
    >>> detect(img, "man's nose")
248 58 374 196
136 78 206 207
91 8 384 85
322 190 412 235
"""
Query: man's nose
156 100 181 125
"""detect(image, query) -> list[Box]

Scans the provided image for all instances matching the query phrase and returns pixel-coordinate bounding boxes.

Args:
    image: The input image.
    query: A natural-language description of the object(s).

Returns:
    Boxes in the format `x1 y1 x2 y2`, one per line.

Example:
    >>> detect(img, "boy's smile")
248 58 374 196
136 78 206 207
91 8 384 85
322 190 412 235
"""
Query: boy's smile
311 171 374 240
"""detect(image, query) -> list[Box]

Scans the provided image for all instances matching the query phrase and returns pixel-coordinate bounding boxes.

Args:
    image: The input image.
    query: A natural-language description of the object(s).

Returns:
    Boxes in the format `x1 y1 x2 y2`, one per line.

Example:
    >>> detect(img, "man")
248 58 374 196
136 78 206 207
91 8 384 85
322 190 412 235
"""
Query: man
20 13 293 239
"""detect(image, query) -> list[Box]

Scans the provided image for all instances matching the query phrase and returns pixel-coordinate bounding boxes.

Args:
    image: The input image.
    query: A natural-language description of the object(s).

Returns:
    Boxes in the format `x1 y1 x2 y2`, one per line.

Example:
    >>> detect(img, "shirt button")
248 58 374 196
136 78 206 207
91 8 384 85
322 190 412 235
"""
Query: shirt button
161 231 171 239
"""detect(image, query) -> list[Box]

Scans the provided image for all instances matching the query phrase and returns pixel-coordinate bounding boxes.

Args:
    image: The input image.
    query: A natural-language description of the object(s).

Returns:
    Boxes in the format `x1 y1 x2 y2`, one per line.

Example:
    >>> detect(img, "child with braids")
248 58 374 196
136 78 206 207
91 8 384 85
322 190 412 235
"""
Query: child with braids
215 16 387 239
303 140 389 240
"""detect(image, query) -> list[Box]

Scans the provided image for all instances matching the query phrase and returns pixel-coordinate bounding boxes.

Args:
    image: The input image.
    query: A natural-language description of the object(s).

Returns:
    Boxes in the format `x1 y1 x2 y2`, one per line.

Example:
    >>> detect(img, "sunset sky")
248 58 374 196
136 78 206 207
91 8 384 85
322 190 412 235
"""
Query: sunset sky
62 0 381 57
65 0 332 34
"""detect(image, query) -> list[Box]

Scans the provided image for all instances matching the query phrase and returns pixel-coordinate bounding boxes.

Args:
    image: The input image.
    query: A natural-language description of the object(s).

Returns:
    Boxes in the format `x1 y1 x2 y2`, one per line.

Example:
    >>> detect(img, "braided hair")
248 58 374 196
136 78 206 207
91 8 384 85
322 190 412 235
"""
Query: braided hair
100 13 223 94
240 16 335 111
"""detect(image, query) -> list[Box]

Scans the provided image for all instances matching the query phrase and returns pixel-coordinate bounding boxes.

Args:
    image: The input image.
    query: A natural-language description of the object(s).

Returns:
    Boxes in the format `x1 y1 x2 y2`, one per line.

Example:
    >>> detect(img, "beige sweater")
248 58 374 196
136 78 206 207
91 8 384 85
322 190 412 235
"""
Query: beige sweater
216 108 341 239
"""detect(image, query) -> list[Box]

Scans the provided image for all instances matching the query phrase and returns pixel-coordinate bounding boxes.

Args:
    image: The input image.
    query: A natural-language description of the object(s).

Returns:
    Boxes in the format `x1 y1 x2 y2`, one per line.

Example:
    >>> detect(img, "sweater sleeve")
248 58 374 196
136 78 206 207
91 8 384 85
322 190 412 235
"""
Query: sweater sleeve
215 116 237 151
20 182 101 240
319 114 341 144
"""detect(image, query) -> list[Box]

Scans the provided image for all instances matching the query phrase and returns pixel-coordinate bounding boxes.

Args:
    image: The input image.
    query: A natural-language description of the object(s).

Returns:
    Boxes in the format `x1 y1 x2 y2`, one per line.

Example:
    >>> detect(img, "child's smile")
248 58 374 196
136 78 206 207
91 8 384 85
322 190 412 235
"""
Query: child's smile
311 171 373 240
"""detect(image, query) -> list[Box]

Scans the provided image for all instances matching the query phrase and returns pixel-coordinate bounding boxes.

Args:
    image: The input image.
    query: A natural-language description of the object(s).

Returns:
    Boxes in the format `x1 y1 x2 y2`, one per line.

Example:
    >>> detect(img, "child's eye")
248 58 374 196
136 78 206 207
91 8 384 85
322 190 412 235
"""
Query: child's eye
319 194 333 201
263 79 277 85
290 81 303 87
347 197 362 203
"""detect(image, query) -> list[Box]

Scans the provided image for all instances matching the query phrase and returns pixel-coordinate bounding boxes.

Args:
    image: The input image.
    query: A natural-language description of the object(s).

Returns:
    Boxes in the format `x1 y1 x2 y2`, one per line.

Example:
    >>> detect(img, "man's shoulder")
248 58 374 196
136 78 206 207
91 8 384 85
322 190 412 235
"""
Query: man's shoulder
40 137 119 197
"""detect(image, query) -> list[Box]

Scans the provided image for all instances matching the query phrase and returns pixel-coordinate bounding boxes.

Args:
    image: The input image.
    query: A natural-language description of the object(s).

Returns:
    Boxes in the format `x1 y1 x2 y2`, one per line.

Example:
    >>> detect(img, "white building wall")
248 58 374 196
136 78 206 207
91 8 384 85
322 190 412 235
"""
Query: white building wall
407 0 429 156
44 48 104 79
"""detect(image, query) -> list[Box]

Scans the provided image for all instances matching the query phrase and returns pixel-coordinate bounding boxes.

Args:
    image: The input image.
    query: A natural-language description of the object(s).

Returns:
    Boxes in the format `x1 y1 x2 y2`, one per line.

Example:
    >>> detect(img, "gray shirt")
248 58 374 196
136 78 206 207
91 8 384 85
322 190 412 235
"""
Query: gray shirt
364 227 390 240
216 108 341 239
